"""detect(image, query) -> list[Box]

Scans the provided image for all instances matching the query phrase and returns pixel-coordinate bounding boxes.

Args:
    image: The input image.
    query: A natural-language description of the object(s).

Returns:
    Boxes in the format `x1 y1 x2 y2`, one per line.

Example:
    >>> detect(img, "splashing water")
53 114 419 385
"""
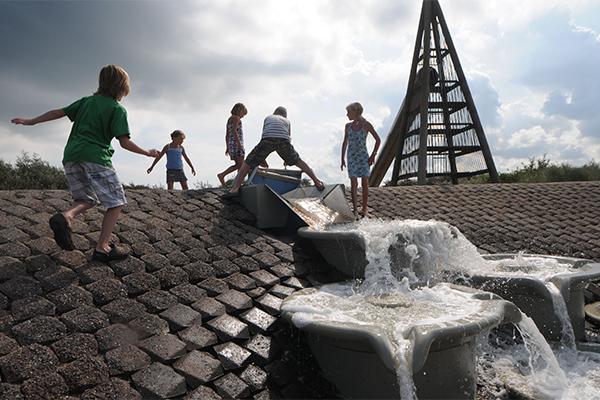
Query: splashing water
291 218 600 399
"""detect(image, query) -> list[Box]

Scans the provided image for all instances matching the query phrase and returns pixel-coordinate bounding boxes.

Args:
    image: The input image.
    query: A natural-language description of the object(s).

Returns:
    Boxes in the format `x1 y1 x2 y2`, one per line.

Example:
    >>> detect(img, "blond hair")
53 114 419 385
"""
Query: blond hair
346 102 364 117
94 64 130 101
231 103 247 117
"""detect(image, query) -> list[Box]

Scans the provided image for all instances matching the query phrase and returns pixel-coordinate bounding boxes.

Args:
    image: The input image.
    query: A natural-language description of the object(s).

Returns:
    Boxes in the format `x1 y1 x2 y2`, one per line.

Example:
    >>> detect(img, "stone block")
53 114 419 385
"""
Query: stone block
269 284 296 299
177 324 218 351
139 333 187 362
73 262 115 285
136 290 178 313
122 272 161 296
159 304 202 331
198 277 229 296
101 298 147 324
12 316 67 345
0 257 27 280
80 377 142 400
244 334 280 366
172 350 224 387
109 256 146 277
184 385 221 400
206 314 250 341
34 265 78 292
169 283 207 305
58 355 109 392
86 279 128 306
0 343 59 383
240 364 268 392
132 362 187 399
46 285 94 314
191 297 226 319
249 270 280 288
0 333 19 356
60 306 110 333
11 295 56 322
0 276 43 300
240 307 277 334
140 253 170 272
216 290 252 313
214 341 252 370
21 372 68 400
214 372 251 399
128 313 170 340
96 323 138 352
104 344 151 375
255 293 283 315
224 272 257 291
50 332 98 363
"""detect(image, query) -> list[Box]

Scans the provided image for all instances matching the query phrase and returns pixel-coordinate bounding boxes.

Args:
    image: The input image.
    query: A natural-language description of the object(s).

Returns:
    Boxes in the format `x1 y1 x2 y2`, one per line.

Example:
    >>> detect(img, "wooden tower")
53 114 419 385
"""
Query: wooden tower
370 0 500 186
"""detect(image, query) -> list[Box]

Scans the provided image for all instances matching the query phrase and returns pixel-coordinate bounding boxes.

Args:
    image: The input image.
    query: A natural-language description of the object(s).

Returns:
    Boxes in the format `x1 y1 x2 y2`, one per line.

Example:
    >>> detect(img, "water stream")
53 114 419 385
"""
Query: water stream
287 218 600 399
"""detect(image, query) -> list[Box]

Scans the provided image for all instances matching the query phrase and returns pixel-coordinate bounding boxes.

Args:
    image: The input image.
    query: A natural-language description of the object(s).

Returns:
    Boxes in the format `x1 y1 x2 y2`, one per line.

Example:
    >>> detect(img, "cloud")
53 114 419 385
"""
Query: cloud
2 0 600 189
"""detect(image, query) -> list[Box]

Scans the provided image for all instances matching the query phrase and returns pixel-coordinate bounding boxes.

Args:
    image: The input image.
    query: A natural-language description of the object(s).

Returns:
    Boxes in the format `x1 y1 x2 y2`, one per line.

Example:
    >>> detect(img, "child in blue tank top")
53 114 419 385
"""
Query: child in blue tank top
147 130 196 190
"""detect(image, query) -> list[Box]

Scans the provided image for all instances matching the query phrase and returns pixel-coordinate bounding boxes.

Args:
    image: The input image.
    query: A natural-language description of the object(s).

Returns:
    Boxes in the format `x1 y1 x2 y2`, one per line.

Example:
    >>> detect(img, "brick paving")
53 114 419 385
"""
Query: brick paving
0 182 599 399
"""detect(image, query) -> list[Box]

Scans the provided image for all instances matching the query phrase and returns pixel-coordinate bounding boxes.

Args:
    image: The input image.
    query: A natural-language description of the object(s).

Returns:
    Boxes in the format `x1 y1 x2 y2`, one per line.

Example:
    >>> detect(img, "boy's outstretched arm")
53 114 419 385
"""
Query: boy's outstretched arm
117 135 160 158
11 109 66 126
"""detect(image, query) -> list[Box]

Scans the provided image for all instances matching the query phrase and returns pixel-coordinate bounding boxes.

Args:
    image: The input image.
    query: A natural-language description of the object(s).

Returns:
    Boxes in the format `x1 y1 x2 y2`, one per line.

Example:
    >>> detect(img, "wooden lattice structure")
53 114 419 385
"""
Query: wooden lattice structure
370 0 500 186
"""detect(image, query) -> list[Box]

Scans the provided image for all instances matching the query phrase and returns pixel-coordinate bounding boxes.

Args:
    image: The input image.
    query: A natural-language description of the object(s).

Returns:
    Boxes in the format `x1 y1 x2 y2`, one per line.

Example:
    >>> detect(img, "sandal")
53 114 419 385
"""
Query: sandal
92 244 129 263
49 213 75 251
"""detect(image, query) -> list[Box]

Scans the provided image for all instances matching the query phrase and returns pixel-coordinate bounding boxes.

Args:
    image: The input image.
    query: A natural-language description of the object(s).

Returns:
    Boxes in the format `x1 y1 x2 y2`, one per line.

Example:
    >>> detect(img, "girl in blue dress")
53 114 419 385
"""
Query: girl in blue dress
341 102 381 219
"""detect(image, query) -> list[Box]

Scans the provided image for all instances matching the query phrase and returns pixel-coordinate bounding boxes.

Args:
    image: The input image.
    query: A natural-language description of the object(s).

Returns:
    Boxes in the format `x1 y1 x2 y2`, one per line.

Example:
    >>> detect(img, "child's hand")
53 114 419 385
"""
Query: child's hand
341 160 346 171
191 168 196 176
11 118 31 125
368 154 376 166
147 167 153 174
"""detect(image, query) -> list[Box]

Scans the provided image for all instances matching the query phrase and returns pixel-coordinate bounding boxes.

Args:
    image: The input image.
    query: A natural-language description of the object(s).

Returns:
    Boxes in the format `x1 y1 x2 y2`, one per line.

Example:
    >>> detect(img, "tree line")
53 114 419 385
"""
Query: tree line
2 152 600 190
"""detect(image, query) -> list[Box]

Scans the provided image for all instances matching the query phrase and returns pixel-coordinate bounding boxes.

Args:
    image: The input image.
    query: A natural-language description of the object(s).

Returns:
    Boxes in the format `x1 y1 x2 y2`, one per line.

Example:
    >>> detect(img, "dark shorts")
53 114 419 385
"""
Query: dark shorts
167 169 187 183
245 137 300 167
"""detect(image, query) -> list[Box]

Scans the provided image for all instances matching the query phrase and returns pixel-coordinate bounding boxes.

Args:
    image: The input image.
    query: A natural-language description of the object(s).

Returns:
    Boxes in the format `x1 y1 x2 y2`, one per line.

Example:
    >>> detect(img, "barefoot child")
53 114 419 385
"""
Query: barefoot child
217 103 247 186
11 64 160 262
147 130 196 190
222 106 324 197
341 102 381 219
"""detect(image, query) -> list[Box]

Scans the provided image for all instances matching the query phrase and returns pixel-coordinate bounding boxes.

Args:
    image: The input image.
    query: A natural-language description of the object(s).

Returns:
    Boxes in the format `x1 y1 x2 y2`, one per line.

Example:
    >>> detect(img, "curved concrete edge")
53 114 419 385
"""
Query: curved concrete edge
281 284 522 375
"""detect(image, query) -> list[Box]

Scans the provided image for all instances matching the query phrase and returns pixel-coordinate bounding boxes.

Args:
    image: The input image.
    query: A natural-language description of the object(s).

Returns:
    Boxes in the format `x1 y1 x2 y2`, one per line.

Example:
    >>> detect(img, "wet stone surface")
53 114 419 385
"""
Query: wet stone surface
1 185 600 399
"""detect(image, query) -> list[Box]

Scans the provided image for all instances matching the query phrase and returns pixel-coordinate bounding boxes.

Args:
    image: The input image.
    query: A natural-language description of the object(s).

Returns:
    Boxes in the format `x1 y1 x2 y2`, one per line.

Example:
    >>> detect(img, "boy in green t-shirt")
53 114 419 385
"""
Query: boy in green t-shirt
11 64 159 262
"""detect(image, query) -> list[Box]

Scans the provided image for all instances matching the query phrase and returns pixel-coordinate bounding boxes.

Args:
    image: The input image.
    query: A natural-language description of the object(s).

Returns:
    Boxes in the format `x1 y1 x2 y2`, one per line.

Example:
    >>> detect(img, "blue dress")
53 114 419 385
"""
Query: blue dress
347 120 370 178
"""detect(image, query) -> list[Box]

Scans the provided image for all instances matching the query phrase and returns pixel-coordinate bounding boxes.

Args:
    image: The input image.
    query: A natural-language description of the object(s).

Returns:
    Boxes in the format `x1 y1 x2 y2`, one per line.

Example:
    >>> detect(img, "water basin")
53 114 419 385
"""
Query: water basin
282 282 521 399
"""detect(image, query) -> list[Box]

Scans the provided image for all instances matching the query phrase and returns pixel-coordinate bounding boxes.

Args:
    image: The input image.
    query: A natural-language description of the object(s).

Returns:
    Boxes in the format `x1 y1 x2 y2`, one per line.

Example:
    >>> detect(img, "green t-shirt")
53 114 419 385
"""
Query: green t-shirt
62 95 131 167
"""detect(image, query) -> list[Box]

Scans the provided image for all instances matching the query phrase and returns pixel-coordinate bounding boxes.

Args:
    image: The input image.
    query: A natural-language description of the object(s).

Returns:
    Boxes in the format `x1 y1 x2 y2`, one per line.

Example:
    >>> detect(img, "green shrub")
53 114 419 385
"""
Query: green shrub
0 152 68 190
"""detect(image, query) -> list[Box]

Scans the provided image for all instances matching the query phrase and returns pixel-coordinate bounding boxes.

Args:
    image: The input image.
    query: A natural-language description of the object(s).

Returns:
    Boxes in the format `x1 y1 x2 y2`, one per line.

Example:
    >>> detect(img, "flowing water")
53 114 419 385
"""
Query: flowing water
286 218 600 399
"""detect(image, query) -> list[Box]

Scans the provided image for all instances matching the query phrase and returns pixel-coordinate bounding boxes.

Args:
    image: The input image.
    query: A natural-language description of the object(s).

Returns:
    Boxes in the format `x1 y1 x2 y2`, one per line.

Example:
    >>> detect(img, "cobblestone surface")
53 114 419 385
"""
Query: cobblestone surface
1 183 599 399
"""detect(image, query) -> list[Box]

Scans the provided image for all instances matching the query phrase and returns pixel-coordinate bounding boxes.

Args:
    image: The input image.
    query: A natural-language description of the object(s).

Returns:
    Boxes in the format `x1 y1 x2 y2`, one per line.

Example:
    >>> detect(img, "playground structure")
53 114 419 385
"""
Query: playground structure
370 0 500 186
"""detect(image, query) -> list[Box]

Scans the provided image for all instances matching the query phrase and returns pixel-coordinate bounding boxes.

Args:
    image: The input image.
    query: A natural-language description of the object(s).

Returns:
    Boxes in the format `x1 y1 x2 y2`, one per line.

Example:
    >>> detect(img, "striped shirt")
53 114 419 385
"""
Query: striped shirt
261 114 291 140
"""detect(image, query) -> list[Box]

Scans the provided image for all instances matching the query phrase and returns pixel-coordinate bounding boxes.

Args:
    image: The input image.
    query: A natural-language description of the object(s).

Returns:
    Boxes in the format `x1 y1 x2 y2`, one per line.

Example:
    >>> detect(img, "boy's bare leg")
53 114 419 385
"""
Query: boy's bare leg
295 159 323 188
229 162 252 193
181 181 189 190
167 182 174 190
63 200 95 225
97 205 123 253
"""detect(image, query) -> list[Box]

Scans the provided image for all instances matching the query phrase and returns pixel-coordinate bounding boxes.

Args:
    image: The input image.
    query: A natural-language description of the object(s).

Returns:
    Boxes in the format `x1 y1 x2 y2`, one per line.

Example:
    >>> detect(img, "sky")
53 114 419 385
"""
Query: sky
2 0 600 189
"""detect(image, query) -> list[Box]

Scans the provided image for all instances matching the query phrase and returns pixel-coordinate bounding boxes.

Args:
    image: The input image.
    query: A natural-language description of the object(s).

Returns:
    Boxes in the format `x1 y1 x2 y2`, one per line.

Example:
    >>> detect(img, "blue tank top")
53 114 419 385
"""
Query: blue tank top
166 145 183 170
